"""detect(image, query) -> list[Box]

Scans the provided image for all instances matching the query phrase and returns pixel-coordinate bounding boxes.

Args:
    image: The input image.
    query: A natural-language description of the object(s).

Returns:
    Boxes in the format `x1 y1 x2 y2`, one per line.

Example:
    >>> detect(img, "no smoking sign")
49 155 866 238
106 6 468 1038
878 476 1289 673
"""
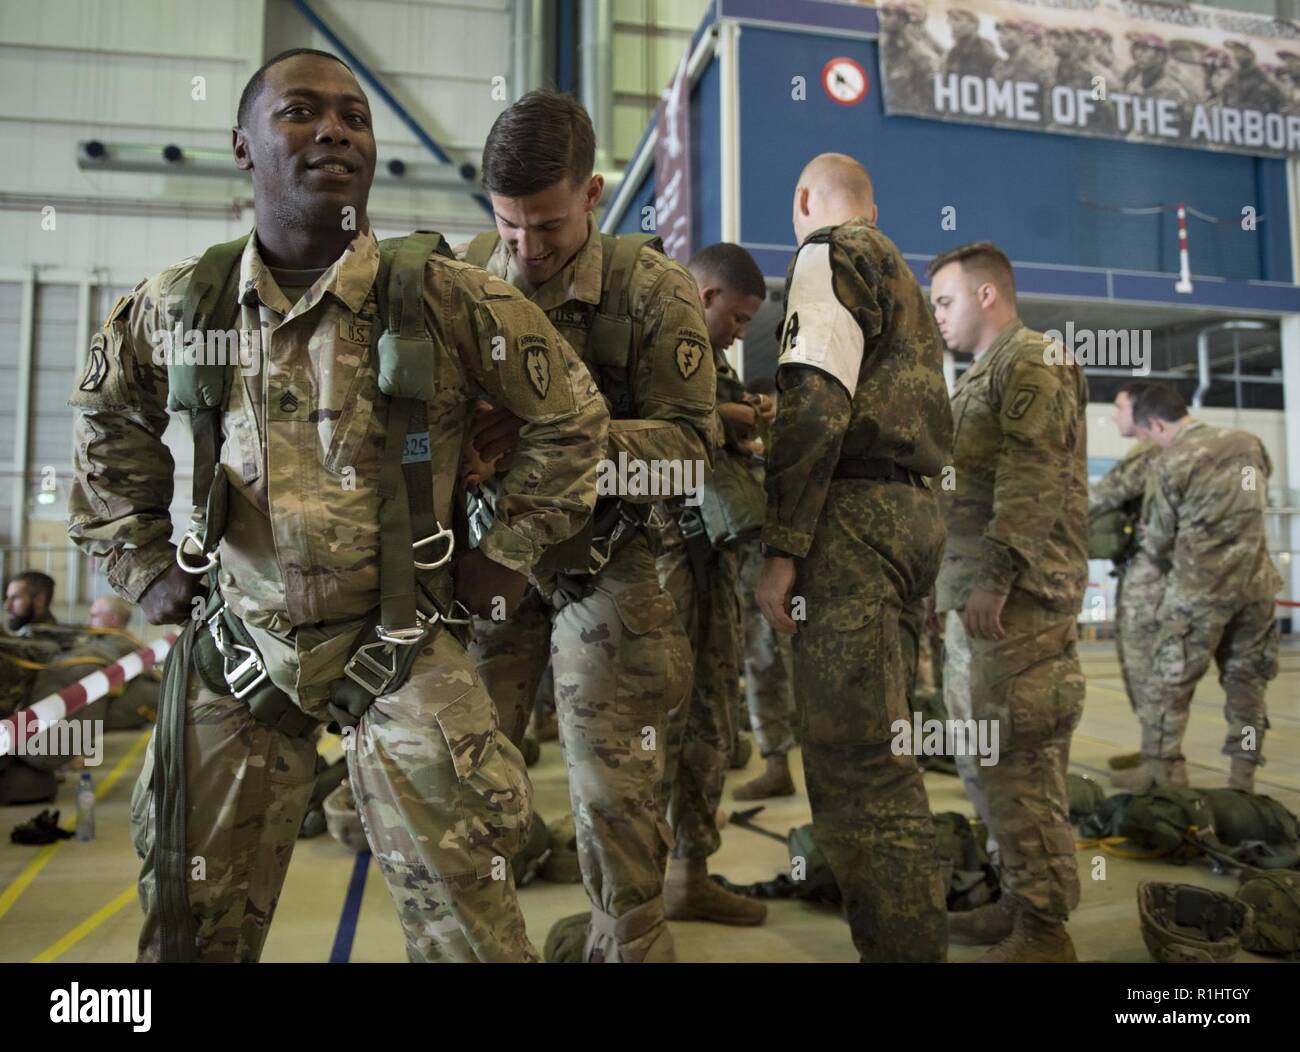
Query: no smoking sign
822 56 868 106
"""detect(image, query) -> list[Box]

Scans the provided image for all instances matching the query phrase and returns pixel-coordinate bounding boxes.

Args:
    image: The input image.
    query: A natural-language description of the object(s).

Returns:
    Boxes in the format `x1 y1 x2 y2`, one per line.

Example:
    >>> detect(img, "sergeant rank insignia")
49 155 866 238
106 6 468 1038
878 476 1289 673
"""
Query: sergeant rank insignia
521 335 551 399
675 337 705 380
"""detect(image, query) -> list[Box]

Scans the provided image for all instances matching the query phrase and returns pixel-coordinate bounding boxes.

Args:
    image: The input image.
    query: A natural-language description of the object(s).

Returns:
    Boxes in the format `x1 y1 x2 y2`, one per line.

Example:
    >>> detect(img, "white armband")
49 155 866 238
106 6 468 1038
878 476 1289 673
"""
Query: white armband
777 242 865 398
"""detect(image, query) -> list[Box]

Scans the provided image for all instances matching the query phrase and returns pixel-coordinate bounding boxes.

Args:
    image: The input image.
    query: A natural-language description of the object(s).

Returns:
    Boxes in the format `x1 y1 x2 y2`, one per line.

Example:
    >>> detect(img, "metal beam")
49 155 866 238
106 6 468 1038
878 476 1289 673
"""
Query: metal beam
287 0 491 215
11 272 35 552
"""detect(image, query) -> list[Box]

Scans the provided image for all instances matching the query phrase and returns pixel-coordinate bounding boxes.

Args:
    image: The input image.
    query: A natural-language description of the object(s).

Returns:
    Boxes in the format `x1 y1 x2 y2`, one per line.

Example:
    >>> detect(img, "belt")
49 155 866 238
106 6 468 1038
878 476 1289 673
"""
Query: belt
832 457 927 487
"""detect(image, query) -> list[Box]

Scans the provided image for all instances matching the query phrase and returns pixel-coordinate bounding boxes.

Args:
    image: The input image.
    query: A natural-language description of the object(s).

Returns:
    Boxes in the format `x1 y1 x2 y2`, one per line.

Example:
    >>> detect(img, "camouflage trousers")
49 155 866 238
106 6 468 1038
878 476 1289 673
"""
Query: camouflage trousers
795 479 947 962
1139 592 1278 767
656 516 740 860
130 628 537 963
1115 554 1166 714
736 537 797 757
944 594 1085 923
468 531 689 962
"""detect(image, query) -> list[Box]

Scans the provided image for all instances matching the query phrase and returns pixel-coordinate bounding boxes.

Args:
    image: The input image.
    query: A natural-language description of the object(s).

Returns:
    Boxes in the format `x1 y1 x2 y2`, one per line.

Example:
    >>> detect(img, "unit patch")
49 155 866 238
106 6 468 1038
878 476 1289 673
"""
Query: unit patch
79 333 109 392
521 335 551 399
1005 386 1038 421
675 336 706 381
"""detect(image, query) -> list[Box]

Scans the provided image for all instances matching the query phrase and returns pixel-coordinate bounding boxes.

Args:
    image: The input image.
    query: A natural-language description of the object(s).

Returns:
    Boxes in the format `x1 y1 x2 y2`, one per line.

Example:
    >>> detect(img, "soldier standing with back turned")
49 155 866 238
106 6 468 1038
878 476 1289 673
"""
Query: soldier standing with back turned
756 153 952 963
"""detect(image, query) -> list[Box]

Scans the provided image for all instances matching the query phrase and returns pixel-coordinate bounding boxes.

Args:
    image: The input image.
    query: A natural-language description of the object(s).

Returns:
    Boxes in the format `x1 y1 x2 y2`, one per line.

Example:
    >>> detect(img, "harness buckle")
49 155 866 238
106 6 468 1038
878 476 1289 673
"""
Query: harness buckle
677 508 706 540
343 639 401 696
413 523 455 571
176 530 218 575
205 605 267 700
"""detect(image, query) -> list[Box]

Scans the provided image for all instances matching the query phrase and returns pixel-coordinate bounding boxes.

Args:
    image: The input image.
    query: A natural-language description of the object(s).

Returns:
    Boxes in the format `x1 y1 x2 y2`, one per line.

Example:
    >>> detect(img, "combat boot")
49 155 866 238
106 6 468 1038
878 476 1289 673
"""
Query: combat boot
948 897 1016 946
586 900 677 962
732 753 796 801
665 857 767 926
1107 751 1144 770
977 911 1077 963
1112 757 1188 792
1228 757 1257 793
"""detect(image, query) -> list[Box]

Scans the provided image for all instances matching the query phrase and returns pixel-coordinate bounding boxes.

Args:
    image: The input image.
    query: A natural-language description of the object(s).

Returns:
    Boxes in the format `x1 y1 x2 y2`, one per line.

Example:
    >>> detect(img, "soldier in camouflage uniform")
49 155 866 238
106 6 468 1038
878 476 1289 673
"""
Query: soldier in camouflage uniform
755 154 952 963
993 21 1051 87
1221 40 1289 114
878 3 942 112
1122 34 1198 106
654 243 767 925
459 91 713 962
944 9 997 81
1088 383 1163 771
67 51 607 963
927 242 1088 963
1117 384 1282 794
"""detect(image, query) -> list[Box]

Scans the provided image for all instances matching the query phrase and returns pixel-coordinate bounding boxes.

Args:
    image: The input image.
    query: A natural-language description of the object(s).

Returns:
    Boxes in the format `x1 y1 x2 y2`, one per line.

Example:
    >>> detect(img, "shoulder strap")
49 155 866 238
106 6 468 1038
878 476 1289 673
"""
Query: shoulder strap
464 231 500 269
587 233 662 371
172 232 250 563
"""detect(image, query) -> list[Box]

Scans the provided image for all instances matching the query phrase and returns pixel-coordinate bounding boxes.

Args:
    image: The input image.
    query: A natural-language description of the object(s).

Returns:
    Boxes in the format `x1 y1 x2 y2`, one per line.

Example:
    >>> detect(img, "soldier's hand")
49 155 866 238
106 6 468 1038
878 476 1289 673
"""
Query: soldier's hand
756 556 800 636
140 562 206 626
453 548 529 620
719 402 759 441
961 589 1007 641
923 595 942 638
472 404 524 467
754 393 777 425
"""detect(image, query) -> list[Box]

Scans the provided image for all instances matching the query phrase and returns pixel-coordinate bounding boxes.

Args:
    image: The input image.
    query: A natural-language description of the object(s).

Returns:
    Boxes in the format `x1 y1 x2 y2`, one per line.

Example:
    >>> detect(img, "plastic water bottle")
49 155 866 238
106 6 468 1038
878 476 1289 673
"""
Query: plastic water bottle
75 771 95 842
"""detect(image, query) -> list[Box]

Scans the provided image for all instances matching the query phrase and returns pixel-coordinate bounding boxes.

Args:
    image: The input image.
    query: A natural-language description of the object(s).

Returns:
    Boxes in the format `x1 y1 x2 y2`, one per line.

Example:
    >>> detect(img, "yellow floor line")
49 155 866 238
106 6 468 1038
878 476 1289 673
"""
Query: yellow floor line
0 730 149 925
30 885 136 963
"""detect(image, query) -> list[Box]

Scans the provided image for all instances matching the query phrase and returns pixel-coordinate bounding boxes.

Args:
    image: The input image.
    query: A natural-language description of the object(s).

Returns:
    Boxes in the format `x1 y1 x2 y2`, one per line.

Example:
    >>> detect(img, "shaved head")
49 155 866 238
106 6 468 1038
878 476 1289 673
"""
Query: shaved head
792 153 878 243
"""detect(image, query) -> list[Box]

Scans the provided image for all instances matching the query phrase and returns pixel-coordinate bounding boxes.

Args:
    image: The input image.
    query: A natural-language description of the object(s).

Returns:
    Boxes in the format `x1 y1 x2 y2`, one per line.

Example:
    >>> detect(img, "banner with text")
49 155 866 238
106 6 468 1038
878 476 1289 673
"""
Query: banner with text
877 1 1300 158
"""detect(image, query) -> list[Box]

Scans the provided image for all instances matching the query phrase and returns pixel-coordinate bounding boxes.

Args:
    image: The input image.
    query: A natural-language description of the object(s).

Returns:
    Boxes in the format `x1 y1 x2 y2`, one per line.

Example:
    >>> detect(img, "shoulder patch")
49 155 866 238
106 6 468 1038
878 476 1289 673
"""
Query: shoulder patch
520 334 552 399
675 334 706 380
79 332 110 391
1005 385 1038 420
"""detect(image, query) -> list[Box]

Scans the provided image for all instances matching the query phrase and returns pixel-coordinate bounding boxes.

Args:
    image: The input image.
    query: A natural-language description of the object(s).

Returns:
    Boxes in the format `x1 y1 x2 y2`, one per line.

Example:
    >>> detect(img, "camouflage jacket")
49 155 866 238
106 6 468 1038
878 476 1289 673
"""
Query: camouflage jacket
762 217 952 559
1090 439 1159 516
945 36 998 79
68 228 609 635
936 320 1089 614
460 218 716 490
1139 420 1284 608
1121 63 1198 104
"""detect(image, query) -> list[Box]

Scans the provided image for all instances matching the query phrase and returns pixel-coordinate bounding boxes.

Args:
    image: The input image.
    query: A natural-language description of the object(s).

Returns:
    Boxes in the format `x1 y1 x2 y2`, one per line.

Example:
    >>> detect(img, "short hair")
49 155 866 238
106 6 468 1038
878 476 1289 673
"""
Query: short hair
7 571 54 604
688 243 767 302
1131 383 1189 427
481 90 595 197
746 375 777 396
926 241 1017 303
237 49 355 127
1116 379 1151 400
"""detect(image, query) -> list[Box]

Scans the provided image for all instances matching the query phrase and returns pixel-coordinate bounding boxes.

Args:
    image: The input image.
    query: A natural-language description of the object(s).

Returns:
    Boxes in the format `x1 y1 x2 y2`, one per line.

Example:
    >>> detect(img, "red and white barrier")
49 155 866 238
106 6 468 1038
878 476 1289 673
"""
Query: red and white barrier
0 634 175 758
1174 202 1194 295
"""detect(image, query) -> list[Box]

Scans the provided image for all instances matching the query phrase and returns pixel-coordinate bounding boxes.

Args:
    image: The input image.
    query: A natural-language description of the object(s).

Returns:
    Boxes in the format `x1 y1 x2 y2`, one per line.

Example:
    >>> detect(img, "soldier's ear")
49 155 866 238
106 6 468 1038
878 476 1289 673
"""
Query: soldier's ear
583 174 604 212
233 127 253 172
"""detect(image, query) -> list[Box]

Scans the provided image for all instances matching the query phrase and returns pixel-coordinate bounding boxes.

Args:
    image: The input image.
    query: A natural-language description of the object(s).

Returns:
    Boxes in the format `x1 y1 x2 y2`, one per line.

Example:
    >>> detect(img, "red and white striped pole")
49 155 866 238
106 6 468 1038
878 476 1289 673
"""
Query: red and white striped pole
1175 202 1194 294
0 634 174 758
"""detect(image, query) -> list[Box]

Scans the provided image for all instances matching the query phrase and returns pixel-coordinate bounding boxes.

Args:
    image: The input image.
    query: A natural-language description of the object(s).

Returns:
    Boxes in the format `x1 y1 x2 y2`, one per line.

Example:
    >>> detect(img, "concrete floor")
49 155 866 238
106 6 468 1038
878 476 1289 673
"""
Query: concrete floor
2 641 1297 963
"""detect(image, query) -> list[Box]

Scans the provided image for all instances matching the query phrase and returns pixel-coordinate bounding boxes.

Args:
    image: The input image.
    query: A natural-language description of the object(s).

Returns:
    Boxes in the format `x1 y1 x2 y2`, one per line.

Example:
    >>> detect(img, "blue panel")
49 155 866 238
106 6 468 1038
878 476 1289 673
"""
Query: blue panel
736 27 1294 289
693 55 723 249
613 172 656 236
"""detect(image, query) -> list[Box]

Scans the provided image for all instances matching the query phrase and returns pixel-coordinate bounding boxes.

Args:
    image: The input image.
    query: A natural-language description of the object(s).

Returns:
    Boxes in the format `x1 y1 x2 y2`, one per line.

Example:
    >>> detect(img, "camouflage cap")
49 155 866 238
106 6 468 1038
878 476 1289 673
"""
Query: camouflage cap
1236 872 1300 959
1138 882 1251 964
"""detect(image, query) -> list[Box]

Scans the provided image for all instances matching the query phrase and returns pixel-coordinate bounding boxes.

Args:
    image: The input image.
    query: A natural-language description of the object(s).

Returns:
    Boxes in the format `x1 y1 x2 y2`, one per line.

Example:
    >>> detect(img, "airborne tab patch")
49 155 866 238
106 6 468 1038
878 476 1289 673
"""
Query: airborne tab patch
520 334 552 399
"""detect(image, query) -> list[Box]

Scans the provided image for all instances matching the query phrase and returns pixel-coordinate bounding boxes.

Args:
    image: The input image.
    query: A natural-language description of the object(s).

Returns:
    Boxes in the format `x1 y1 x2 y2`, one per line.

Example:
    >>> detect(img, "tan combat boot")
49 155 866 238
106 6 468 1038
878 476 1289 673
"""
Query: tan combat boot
977 911 1077 963
1228 757 1257 793
732 753 796 801
1112 757 1188 792
665 857 767 926
948 898 1016 946
1107 751 1144 770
